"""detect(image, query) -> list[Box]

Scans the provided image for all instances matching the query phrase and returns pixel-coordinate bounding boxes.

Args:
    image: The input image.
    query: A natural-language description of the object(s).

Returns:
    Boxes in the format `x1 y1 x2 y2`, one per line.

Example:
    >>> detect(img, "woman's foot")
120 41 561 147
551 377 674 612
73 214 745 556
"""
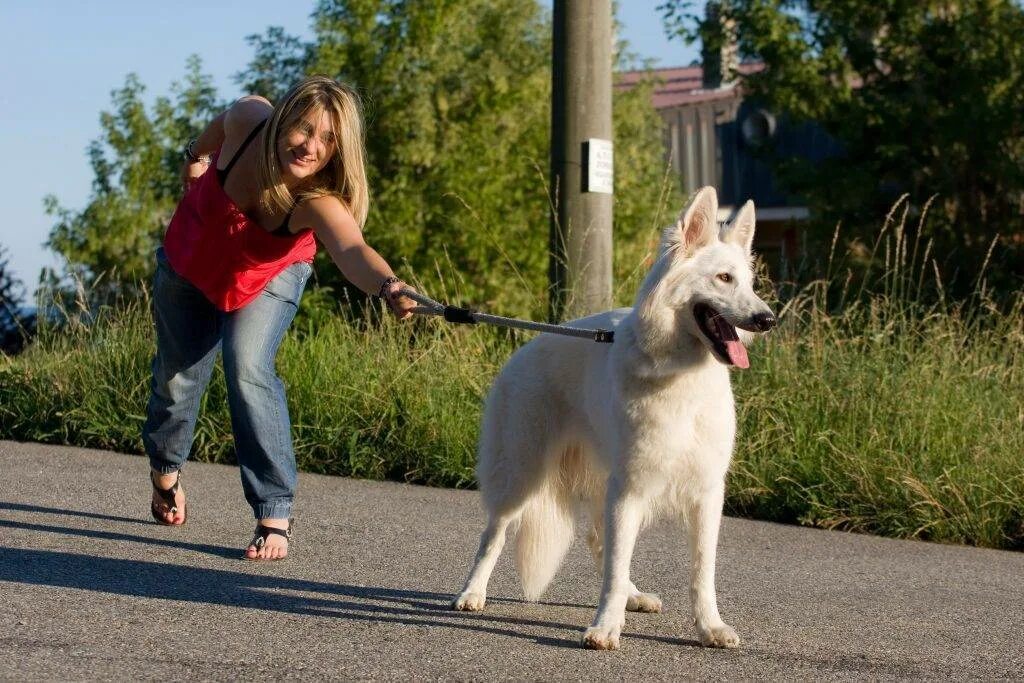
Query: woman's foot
150 469 186 526
245 518 291 560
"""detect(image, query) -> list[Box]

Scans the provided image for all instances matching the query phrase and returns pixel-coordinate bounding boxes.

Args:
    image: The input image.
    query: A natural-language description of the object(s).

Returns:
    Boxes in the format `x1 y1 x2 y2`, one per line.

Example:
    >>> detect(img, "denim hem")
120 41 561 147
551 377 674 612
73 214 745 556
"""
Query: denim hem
253 503 293 521
149 460 183 475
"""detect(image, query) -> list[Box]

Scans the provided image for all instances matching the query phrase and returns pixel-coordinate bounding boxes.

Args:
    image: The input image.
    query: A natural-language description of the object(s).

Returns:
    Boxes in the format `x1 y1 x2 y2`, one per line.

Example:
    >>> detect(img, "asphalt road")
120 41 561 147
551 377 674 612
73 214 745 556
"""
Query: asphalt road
1 440 1022 681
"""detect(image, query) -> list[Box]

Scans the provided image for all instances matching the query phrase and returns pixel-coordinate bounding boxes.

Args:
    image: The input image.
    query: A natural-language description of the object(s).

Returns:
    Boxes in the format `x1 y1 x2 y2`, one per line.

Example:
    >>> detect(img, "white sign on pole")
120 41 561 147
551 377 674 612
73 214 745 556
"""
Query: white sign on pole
584 138 613 194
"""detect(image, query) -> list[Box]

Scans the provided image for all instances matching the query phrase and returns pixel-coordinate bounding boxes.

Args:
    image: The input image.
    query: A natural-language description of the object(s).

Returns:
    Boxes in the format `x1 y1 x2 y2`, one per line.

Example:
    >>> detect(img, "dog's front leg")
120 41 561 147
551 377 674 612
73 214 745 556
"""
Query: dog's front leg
587 501 663 615
582 478 646 650
686 483 740 648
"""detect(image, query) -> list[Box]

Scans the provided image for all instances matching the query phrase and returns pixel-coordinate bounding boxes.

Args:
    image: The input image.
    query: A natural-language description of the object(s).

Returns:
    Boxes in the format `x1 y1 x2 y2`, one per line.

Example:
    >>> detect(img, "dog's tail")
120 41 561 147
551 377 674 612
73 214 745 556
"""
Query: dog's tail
514 479 575 602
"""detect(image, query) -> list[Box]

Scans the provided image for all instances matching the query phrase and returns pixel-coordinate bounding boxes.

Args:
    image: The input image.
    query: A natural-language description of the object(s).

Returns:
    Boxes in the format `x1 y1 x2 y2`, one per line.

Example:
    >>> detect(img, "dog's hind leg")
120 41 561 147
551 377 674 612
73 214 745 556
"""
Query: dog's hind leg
454 477 572 610
626 585 663 613
453 397 553 611
684 484 740 648
454 361 570 610
452 512 516 611
587 497 662 614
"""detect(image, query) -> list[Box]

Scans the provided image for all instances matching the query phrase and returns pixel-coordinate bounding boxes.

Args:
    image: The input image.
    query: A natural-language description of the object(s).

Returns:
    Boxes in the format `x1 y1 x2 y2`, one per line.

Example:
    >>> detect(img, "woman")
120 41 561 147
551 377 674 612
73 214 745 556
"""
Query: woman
142 76 415 560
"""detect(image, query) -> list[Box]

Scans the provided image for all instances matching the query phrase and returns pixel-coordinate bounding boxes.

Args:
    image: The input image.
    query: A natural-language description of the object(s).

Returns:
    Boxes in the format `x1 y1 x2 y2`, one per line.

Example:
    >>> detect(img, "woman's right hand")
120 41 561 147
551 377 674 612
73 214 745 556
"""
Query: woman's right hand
384 281 417 321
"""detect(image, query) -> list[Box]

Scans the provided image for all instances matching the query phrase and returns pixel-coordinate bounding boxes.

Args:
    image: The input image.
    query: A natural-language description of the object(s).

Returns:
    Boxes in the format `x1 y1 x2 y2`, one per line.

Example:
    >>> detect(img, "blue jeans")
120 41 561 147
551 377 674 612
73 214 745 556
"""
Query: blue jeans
142 247 312 520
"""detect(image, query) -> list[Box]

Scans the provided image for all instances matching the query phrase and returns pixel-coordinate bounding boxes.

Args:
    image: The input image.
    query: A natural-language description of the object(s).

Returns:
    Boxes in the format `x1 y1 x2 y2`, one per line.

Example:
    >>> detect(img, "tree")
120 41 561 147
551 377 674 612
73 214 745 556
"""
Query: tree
235 0 680 314
47 2 679 315
662 0 1024 292
0 244 36 355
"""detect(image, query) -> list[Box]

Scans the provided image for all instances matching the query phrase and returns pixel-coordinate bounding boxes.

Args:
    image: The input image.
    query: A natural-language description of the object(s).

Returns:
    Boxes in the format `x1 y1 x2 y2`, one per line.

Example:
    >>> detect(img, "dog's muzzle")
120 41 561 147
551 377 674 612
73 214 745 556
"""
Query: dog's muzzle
748 311 776 332
736 311 776 333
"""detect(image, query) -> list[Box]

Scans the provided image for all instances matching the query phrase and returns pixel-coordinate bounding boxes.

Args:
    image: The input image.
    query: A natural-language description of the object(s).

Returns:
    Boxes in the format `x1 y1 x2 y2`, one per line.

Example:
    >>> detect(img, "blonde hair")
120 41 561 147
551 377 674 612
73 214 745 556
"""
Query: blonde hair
256 76 370 227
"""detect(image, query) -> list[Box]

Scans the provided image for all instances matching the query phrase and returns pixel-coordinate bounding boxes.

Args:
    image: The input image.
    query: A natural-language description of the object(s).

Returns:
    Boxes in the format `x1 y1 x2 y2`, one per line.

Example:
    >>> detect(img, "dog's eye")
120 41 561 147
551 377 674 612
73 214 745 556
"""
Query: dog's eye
716 273 733 283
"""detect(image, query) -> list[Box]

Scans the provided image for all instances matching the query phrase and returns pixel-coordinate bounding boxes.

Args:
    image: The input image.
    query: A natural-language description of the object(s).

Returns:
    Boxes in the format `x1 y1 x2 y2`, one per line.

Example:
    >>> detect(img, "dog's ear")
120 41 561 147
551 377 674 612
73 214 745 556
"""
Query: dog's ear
724 200 756 254
669 186 718 256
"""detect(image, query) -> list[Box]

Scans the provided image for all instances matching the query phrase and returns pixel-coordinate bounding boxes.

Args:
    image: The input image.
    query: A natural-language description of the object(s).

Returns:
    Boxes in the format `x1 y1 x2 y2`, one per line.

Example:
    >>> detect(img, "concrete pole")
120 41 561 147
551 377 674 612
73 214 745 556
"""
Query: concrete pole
549 0 613 322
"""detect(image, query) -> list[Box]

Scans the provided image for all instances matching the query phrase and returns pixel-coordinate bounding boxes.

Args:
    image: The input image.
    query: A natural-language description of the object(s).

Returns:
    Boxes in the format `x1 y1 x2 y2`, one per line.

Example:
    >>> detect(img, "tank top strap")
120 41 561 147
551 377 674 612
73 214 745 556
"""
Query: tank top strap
271 205 297 236
218 119 268 184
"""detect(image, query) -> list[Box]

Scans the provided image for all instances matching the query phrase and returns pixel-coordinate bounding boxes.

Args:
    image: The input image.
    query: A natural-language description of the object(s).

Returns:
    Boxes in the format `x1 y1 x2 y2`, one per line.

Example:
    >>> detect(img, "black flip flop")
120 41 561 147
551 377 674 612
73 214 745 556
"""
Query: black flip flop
246 519 294 560
150 470 186 526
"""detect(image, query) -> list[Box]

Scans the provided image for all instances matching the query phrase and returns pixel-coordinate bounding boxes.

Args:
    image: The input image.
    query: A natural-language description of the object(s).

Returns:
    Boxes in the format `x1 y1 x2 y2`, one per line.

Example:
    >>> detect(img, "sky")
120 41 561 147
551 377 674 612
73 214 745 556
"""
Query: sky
0 1 699 305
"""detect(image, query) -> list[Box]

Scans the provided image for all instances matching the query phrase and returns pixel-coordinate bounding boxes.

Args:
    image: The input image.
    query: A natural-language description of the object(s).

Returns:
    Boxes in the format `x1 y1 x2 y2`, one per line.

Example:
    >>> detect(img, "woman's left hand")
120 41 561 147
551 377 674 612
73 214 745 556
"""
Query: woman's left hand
181 159 209 191
384 281 417 320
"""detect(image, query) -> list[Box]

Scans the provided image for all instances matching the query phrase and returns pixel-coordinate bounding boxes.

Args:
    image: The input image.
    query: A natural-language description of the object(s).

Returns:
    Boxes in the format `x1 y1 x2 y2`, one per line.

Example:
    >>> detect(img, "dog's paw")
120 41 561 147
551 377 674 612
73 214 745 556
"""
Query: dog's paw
451 591 486 611
626 591 663 613
581 624 622 650
697 622 740 649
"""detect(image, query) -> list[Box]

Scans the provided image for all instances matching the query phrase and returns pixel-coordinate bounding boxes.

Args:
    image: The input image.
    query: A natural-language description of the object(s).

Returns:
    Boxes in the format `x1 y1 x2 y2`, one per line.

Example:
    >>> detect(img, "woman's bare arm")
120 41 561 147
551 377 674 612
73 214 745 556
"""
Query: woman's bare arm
181 96 271 188
222 95 272 142
304 195 415 318
191 112 227 158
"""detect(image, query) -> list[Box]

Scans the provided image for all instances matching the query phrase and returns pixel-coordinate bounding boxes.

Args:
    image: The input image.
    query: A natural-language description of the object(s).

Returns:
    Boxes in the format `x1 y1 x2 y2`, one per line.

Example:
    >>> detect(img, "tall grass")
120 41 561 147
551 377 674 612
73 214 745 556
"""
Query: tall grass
0 292 503 488
731 198 1024 549
1 201 1021 549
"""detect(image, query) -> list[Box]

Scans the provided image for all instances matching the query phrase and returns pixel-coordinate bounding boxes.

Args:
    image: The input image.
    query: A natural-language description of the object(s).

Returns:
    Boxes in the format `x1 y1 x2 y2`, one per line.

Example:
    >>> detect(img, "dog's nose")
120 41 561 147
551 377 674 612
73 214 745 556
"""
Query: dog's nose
751 311 776 331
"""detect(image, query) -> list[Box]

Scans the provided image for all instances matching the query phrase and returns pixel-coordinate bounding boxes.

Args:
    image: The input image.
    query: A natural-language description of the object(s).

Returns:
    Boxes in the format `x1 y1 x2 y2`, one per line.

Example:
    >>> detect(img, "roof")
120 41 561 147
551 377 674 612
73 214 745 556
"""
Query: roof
616 63 762 110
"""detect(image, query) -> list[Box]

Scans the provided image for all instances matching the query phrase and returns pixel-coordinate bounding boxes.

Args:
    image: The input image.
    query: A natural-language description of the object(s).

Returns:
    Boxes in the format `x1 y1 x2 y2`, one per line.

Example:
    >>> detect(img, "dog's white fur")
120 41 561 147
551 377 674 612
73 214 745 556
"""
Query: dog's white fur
451 187 775 650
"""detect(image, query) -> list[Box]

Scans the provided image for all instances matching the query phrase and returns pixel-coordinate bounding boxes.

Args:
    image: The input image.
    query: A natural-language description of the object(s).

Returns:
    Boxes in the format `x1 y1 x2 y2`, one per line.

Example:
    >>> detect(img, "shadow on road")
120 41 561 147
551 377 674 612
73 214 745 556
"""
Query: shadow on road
0 510 690 649
0 518 240 559
0 501 152 526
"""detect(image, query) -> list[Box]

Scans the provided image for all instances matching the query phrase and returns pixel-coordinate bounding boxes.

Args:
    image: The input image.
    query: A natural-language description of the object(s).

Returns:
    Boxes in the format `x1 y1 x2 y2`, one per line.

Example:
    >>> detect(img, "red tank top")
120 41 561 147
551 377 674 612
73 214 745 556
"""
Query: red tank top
163 126 316 312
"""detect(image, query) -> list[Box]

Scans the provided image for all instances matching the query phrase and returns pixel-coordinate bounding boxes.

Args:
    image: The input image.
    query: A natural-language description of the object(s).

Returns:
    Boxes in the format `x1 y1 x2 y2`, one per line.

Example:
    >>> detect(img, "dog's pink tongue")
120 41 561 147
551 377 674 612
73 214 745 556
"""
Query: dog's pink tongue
725 340 749 369
714 316 750 369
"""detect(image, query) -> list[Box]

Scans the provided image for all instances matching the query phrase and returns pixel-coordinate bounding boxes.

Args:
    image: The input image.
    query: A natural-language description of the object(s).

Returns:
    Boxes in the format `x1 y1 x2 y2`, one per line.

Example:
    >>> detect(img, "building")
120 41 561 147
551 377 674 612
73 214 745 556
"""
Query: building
617 61 843 273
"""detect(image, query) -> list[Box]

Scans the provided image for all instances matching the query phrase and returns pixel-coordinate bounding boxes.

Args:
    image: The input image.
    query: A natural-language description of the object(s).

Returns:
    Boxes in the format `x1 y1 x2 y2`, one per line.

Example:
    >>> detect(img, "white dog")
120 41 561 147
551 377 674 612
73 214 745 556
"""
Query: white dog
451 186 776 650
